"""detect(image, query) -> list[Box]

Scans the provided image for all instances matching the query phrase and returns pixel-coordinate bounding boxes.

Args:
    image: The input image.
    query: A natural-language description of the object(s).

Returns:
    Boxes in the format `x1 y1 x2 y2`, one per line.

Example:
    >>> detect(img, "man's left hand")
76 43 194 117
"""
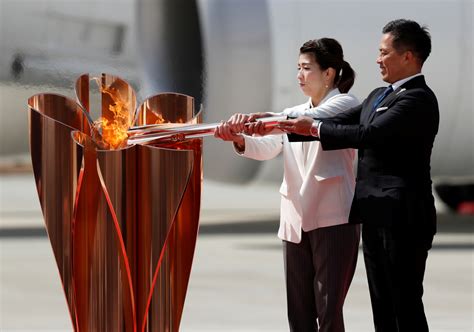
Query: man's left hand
278 116 315 136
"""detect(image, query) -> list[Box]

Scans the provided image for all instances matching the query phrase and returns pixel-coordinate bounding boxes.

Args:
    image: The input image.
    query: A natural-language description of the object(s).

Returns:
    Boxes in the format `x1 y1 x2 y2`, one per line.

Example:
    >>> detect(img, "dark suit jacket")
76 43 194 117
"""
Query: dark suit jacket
289 76 439 236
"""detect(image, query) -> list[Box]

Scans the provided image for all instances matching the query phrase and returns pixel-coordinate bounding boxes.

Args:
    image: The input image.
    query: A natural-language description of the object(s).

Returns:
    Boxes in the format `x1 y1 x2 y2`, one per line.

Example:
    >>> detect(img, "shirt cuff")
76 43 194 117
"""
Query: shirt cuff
310 120 321 137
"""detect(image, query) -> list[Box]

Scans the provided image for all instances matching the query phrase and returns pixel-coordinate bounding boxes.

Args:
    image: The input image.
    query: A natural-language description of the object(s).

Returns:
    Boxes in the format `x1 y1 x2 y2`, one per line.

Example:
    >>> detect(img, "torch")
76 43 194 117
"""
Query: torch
126 115 287 144
28 73 202 332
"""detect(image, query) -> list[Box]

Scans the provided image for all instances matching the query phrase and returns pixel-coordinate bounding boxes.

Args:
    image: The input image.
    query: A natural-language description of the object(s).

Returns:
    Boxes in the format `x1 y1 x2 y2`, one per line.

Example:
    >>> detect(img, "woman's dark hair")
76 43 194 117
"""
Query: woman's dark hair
382 19 431 64
300 38 355 93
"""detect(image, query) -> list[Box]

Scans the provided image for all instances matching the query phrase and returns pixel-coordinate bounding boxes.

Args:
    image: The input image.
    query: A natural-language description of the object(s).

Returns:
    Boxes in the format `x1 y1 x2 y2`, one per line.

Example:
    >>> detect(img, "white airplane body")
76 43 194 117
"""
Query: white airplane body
0 0 472 187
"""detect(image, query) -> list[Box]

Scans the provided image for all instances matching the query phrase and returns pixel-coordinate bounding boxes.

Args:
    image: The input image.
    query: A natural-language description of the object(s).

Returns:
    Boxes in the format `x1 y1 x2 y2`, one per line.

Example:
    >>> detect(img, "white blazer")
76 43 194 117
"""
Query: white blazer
237 89 360 243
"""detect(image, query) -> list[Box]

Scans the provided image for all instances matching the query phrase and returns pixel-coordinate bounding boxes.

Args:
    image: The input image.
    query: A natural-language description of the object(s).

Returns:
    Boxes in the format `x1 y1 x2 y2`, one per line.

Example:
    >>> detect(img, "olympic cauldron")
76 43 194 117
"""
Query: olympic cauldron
28 73 203 332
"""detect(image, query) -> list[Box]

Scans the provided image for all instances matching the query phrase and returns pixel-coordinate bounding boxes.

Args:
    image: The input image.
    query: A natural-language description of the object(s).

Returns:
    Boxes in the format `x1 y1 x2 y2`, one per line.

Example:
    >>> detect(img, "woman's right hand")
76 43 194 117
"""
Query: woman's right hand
214 121 245 150
214 113 249 140
214 113 257 151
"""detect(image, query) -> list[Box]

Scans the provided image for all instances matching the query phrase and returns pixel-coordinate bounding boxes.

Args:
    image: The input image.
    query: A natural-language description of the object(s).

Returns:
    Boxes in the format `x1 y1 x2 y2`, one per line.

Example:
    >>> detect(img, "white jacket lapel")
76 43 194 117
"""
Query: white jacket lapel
282 135 304 189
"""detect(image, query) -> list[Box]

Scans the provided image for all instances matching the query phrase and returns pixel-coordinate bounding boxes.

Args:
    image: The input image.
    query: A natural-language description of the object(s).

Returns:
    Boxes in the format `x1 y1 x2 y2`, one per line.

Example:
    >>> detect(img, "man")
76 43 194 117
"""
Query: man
277 19 439 331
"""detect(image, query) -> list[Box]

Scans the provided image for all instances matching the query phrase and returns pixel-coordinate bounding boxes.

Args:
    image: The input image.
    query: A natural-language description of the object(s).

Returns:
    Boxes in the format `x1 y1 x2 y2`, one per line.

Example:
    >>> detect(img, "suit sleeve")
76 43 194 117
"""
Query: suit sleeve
287 100 364 142
322 103 363 124
319 90 436 150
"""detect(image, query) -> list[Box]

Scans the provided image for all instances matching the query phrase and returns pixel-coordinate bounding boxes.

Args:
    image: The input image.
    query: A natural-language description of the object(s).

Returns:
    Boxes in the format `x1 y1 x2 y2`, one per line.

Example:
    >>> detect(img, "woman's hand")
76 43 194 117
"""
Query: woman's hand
214 121 245 150
226 113 251 134
214 111 279 148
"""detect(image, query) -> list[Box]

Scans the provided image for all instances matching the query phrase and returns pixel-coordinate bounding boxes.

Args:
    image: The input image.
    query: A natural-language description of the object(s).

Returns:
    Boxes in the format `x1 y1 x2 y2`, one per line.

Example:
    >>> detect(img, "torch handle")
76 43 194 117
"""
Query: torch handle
127 115 287 145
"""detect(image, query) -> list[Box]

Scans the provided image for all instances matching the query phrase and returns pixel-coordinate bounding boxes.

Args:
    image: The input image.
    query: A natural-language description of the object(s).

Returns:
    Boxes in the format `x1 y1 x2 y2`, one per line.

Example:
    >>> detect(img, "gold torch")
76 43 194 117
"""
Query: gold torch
28 73 201 331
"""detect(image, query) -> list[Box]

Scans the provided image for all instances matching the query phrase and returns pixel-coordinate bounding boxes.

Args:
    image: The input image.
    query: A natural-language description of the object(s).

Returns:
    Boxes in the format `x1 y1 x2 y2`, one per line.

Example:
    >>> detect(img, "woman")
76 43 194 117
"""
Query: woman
215 38 360 332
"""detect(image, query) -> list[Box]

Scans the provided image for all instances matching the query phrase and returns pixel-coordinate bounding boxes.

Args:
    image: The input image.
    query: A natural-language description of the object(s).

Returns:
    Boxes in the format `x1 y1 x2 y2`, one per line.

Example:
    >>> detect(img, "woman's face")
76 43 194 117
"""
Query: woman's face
297 53 328 100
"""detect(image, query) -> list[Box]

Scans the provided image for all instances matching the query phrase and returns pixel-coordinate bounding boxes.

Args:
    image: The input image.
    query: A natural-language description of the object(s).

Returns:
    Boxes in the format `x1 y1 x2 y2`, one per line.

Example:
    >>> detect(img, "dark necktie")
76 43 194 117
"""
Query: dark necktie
372 85 393 110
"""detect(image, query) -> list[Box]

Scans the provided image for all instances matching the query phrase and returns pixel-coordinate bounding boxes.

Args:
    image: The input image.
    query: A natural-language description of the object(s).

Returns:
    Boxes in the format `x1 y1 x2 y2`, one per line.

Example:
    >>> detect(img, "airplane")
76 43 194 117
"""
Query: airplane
0 0 472 210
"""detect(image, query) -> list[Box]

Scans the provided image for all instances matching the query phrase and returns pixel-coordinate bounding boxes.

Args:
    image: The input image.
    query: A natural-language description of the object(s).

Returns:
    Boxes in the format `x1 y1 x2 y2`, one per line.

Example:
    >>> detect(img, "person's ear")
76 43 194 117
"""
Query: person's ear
404 50 414 63
326 68 336 84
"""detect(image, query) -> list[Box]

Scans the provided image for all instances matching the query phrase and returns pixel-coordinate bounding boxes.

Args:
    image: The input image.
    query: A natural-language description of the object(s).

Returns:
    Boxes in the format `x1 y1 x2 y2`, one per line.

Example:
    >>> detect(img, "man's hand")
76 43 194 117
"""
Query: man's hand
246 112 280 136
278 116 315 136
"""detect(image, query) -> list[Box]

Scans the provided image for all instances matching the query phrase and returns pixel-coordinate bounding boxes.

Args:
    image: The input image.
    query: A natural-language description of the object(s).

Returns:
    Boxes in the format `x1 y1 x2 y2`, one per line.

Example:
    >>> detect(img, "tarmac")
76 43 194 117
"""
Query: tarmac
0 172 473 331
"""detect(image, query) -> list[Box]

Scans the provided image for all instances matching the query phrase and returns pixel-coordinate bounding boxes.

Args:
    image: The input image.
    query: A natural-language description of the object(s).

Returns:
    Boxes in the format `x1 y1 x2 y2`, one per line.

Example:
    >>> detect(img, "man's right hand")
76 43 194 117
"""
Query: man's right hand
246 112 280 136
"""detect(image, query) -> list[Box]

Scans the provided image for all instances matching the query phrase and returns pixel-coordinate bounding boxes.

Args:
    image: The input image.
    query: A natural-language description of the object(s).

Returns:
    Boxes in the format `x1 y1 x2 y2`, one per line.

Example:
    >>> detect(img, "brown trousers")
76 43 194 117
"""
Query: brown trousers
283 223 360 332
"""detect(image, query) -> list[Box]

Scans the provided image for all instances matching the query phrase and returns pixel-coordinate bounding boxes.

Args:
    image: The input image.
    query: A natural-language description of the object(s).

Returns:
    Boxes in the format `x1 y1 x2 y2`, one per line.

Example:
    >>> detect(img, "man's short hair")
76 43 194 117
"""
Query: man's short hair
383 19 431 64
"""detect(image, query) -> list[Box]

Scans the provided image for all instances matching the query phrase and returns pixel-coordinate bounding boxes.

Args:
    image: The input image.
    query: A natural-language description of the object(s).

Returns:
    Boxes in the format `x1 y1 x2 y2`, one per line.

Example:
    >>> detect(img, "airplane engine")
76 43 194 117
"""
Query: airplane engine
136 0 273 183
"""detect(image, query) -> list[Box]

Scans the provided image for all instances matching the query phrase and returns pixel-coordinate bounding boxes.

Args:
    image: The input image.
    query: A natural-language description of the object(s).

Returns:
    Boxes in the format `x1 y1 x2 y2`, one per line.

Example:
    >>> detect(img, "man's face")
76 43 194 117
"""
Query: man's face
376 33 408 83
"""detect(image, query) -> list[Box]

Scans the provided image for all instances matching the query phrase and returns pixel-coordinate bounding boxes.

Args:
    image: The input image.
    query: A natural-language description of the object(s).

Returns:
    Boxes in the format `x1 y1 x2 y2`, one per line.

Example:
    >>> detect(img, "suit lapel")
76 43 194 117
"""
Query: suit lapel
366 76 426 123
367 86 400 122
378 85 404 107
362 88 382 124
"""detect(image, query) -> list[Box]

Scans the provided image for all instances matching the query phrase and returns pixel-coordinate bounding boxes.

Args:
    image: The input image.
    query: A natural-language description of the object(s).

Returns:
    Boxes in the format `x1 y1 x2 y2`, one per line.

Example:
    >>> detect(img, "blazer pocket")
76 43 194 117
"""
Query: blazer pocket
356 178 404 200
314 167 345 181
375 106 388 113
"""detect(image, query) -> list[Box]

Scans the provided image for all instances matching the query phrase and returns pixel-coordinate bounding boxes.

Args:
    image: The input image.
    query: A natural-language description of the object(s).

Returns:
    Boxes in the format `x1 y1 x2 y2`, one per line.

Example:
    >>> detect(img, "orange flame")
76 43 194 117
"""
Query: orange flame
153 115 184 125
93 81 131 149
154 114 165 124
